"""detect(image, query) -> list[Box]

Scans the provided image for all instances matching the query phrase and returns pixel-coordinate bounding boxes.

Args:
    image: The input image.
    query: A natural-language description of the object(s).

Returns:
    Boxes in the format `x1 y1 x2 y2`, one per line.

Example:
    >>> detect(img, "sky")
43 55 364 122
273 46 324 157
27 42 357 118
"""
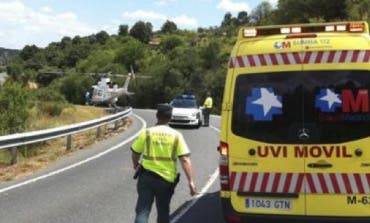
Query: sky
0 0 278 49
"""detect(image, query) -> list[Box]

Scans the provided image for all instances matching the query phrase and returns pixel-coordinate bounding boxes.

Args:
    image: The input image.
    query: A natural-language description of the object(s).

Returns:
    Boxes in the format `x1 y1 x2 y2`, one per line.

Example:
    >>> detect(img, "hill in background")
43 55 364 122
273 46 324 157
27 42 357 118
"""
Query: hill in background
0 47 19 66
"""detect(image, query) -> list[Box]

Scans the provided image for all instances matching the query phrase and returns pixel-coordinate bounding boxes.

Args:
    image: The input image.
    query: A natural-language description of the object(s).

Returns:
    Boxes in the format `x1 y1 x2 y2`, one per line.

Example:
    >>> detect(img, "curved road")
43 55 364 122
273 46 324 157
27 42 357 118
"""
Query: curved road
0 109 224 223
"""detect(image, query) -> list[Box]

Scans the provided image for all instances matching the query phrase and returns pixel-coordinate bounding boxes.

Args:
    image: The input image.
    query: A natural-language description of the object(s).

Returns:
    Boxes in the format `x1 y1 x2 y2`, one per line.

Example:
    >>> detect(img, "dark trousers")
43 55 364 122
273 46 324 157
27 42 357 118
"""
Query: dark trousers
135 170 173 223
203 108 211 126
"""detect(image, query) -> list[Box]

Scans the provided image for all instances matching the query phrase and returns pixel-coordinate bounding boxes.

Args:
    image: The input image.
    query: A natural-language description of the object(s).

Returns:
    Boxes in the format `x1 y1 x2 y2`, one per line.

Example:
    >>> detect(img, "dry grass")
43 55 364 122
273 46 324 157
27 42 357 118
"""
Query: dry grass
28 105 108 130
0 105 132 182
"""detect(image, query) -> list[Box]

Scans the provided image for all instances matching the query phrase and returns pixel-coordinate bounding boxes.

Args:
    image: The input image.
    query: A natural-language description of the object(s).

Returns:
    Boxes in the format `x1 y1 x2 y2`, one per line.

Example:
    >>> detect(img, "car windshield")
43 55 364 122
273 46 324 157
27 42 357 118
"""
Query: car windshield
232 70 370 144
171 99 198 108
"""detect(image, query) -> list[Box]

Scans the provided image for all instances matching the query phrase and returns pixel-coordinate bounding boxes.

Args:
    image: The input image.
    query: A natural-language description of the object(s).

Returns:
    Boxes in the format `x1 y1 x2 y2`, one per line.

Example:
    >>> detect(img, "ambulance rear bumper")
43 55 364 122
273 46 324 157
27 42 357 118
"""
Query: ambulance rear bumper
221 197 370 223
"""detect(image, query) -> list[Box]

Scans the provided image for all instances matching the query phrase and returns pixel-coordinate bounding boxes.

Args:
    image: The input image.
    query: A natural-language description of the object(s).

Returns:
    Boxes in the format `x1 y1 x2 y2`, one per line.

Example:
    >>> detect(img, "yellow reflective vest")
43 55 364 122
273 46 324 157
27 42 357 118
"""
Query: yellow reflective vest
203 96 213 108
131 125 190 183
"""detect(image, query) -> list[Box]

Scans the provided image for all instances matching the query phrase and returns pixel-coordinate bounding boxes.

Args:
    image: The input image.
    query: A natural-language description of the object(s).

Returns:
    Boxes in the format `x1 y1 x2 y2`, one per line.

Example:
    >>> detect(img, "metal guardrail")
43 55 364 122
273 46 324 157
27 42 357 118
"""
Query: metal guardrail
0 107 132 164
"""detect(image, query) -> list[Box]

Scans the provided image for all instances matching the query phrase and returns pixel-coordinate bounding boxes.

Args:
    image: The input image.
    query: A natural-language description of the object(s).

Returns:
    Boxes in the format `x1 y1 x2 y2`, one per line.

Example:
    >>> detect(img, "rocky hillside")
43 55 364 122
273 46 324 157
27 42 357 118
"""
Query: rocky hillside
0 47 19 65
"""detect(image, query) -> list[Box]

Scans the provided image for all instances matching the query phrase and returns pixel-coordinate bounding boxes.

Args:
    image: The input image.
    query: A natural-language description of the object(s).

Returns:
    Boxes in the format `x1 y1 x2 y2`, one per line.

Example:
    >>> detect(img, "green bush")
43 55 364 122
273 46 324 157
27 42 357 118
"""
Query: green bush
38 101 65 116
33 86 67 117
35 87 66 102
58 73 95 104
0 81 31 135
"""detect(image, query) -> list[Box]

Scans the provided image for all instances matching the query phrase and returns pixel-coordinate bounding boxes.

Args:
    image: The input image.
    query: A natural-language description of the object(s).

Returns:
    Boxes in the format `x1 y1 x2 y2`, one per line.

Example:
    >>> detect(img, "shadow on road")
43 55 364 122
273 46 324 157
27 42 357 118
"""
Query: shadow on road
169 124 201 130
170 191 225 223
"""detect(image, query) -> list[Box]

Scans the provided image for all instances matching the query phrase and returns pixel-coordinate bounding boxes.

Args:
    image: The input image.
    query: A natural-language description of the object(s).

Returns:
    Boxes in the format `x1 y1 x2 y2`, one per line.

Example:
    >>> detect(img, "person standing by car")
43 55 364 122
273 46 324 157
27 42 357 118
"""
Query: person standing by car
131 103 197 223
202 92 213 126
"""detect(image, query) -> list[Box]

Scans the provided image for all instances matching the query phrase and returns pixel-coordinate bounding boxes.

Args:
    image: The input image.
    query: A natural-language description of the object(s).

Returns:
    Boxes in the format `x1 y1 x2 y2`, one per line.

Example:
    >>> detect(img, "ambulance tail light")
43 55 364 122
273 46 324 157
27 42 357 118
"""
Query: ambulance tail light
225 214 242 223
219 141 230 191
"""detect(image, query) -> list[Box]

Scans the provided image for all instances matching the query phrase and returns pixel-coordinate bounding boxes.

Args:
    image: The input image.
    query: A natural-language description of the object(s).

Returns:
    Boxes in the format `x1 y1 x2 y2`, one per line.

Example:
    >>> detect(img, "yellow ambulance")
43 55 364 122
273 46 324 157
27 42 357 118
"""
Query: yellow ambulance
219 21 370 223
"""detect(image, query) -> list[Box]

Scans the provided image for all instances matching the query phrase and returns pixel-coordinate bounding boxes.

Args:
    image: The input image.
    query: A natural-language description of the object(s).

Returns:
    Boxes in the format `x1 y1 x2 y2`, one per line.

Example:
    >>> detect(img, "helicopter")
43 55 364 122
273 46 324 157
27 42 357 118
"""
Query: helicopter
90 68 135 107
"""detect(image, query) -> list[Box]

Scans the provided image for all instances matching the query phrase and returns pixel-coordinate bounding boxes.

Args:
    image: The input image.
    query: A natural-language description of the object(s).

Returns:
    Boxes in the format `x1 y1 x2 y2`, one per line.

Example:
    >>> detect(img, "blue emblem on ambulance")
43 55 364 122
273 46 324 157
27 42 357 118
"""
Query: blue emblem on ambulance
315 88 342 112
246 87 283 121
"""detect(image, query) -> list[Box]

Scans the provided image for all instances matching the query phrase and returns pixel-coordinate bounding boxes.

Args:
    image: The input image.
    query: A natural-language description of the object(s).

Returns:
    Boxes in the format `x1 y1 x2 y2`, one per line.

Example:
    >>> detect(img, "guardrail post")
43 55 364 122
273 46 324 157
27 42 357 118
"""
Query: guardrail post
10 146 17 165
66 135 72 151
97 126 102 139
114 120 119 130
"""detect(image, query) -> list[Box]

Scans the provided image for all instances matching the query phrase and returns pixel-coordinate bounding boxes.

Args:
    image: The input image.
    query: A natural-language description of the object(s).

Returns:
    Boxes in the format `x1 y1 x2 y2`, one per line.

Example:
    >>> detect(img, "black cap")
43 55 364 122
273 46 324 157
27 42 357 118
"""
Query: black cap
157 103 173 116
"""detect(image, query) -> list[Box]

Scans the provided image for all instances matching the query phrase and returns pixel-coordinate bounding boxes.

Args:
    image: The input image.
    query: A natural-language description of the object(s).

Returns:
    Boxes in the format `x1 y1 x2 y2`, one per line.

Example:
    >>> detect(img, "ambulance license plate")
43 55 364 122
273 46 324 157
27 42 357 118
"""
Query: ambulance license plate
246 198 292 210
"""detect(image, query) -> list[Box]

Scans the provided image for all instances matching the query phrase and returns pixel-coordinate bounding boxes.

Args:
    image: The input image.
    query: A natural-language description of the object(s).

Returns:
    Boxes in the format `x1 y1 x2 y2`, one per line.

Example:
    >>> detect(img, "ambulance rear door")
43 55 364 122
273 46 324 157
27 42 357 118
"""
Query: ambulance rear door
301 33 370 217
228 36 306 216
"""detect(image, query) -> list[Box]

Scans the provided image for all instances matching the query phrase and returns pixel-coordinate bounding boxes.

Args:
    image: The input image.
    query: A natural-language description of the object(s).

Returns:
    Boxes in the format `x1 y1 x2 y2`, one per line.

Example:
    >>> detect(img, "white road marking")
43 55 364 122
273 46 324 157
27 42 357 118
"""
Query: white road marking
0 114 146 195
209 124 220 133
171 123 220 223
210 115 221 119
171 169 219 223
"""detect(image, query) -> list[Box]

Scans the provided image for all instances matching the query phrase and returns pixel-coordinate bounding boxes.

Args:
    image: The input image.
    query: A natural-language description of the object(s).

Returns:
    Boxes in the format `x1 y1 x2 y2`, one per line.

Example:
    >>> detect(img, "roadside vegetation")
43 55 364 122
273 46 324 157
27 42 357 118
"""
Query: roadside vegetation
0 105 130 181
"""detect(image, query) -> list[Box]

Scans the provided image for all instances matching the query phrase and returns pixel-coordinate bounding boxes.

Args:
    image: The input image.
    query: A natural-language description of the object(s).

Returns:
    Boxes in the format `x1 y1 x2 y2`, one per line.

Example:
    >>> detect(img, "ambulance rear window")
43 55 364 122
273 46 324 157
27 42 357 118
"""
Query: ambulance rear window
232 70 370 144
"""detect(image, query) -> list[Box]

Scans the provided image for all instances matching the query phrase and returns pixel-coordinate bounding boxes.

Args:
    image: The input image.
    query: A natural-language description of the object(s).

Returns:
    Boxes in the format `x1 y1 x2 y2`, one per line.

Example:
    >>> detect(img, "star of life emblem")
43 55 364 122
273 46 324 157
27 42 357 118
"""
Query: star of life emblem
245 87 283 121
315 88 342 112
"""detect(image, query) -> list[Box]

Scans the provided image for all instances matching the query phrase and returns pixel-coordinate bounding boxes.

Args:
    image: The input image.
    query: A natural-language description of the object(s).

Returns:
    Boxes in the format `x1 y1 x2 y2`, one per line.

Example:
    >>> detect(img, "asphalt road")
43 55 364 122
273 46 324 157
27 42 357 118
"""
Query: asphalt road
0 109 224 223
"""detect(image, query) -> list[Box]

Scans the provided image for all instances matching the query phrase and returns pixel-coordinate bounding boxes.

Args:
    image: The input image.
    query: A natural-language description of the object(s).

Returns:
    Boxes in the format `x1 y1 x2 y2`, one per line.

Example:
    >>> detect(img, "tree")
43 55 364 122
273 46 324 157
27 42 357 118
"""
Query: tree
8 63 36 85
160 36 183 53
60 36 72 49
88 34 97 44
274 0 347 24
200 40 222 69
72 35 81 45
134 58 172 107
221 12 233 27
20 45 40 61
24 53 45 70
118 24 129 36
59 74 95 104
346 0 370 22
220 12 239 36
77 49 120 73
44 43 64 67
237 11 249 25
161 20 178 33
6 63 23 81
250 1 273 25
129 21 153 43
172 46 202 87
0 81 31 135
316 0 347 21
115 39 147 71
64 48 82 67
96 31 109 45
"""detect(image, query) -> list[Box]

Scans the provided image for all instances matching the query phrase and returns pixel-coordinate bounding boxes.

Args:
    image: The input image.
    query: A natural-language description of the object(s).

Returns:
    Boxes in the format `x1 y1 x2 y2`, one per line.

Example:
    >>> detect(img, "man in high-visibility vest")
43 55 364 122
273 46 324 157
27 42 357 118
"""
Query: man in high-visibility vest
131 104 196 223
202 92 213 127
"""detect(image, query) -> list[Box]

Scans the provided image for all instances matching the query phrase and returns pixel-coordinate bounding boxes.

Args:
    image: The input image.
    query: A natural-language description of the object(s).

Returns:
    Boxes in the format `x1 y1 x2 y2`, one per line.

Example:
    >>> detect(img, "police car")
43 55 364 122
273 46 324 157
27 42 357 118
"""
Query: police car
169 94 203 128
